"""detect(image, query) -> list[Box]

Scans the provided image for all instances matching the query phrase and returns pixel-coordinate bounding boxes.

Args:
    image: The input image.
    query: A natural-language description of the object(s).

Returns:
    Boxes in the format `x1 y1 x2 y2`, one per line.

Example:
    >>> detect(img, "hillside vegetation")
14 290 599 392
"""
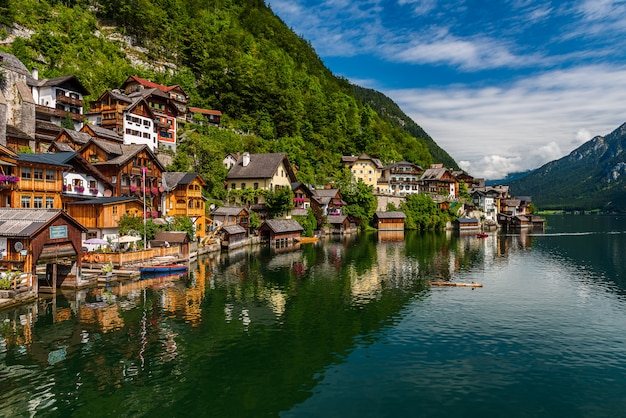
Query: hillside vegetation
0 0 457 194
510 122 626 211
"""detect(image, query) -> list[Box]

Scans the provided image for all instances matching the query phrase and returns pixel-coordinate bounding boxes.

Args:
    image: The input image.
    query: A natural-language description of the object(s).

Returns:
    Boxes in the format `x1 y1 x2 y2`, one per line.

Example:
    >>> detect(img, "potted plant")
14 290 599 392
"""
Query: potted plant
76 185 85 193
101 262 113 277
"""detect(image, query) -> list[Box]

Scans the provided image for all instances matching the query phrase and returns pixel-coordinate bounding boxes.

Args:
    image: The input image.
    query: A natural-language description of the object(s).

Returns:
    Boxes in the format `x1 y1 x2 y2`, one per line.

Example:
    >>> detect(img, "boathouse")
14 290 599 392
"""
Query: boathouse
153 231 190 259
259 219 303 246
455 217 480 231
220 225 248 250
374 211 406 231
212 206 249 230
326 215 357 235
0 208 87 294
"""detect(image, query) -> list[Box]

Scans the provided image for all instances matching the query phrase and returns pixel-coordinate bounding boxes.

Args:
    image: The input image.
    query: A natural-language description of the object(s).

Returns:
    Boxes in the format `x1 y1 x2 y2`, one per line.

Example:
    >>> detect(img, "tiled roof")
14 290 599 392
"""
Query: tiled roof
374 211 406 219
213 206 248 216
155 231 189 243
227 153 288 180
18 152 75 167
188 107 222 115
163 172 201 189
222 225 246 235
262 219 304 234
327 215 347 224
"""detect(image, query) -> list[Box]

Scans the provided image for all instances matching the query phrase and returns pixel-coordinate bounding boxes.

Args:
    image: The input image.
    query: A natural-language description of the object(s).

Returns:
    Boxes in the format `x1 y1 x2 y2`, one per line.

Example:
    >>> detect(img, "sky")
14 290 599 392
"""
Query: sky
269 0 626 179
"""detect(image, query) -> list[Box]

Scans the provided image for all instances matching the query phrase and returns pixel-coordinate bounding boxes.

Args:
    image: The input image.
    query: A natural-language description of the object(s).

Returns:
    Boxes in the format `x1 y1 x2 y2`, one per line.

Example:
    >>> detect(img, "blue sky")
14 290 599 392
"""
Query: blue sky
270 0 626 179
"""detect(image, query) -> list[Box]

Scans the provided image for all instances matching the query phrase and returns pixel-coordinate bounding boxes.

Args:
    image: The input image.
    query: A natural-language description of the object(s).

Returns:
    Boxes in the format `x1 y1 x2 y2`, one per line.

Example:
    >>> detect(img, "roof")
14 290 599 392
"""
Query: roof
375 211 407 219
261 219 304 234
227 153 292 180
155 231 189 243
29 75 90 96
122 76 187 97
341 153 383 169
421 167 453 181
222 225 246 235
327 215 348 224
67 196 142 206
6 125 33 141
61 129 92 145
82 125 124 142
188 107 222 116
0 208 86 237
383 161 423 171
213 206 248 216
163 172 203 189
18 152 75 168
456 218 479 224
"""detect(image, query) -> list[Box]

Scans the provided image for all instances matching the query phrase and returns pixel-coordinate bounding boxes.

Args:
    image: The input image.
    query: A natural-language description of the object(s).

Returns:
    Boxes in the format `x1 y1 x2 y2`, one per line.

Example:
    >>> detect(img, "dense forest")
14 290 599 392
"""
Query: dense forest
0 0 458 194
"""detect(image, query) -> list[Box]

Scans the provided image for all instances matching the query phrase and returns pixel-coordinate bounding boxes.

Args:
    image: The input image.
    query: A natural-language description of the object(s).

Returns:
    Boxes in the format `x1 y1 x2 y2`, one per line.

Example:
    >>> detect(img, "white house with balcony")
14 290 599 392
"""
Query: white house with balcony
121 99 158 152
29 69 90 130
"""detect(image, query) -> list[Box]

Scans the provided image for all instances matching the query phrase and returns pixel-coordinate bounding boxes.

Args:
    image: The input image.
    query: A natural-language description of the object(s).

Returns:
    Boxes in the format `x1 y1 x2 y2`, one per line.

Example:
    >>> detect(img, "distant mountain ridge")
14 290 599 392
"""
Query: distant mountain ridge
510 122 626 210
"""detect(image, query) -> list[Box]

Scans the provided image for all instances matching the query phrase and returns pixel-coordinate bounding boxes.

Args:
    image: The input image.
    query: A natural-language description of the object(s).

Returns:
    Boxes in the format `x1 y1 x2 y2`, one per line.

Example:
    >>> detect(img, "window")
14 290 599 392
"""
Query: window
112 176 117 184
34 169 43 180
45 197 54 208
21 168 31 179
72 178 83 187
89 180 96 189
231 183 236 190
33 196 42 208
241 183 246 189
112 205 118 215
21 196 30 208
45 170 54 181
254 183 259 190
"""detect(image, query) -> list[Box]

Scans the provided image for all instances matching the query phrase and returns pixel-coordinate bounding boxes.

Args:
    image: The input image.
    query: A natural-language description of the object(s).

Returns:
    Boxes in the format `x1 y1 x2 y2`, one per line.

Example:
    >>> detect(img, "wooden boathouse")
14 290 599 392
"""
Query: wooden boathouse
374 211 406 231
0 208 87 294
259 219 303 246
220 225 248 250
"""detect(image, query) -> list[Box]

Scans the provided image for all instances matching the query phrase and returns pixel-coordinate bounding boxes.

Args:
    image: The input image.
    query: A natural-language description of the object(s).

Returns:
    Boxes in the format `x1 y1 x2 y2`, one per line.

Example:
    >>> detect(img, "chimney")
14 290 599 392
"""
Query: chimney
242 152 250 167
32 67 38 80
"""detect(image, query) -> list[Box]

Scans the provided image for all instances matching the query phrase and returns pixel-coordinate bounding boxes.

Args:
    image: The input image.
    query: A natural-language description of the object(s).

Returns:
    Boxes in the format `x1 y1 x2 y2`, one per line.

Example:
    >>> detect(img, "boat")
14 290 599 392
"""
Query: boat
295 236 319 244
138 264 188 274
477 233 488 238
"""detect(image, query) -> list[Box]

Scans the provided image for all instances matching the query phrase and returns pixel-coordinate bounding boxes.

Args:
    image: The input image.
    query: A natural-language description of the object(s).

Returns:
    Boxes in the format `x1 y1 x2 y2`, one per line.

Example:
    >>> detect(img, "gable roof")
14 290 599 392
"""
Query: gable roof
121 76 188 97
227 153 295 181
327 215 348 224
222 225 246 235
17 152 74 168
374 211 406 219
188 107 222 116
261 219 304 234
29 75 90 96
81 124 124 143
163 172 204 190
421 167 453 181
213 206 248 216
155 231 190 243
67 196 142 206
0 208 87 237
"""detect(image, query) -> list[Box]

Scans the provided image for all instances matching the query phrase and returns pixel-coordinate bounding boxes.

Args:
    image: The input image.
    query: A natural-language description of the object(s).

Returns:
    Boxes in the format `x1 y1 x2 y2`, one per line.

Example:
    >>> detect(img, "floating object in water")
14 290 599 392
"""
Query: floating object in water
430 282 483 288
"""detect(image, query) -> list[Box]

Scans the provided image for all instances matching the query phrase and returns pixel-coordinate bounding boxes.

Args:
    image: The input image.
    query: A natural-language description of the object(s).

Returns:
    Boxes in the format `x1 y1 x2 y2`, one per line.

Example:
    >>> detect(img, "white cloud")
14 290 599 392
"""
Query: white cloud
386 65 626 179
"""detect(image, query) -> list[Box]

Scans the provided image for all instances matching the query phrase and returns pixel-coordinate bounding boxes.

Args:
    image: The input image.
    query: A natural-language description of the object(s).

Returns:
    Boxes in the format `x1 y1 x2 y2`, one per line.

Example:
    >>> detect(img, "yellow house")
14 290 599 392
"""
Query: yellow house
341 153 384 188
9 152 68 210
162 172 207 238
225 152 296 206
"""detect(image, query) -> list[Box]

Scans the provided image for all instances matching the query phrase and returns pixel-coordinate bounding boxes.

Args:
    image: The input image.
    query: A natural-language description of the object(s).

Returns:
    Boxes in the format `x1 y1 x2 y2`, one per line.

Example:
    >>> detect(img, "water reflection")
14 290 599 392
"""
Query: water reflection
1 222 625 417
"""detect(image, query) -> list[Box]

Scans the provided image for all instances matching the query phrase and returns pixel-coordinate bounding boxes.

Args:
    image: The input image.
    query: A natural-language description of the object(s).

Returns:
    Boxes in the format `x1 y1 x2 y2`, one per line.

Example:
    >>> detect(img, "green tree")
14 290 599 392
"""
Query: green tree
264 187 293 219
170 216 195 240
61 113 74 130
340 180 377 228
400 194 451 230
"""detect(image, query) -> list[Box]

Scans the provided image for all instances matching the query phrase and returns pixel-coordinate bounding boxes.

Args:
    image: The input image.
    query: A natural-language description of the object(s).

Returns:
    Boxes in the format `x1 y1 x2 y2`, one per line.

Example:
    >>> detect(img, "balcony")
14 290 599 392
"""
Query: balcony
56 94 83 107
35 105 83 122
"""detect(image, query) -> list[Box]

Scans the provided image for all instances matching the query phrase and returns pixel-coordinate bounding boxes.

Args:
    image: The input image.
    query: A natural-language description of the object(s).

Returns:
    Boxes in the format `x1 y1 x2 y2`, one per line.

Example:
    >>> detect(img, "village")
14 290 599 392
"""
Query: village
0 51 544 309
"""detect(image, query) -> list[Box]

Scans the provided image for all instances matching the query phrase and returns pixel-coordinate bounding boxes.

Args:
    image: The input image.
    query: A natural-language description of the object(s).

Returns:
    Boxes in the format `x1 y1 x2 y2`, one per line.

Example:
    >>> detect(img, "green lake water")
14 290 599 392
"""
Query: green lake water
2 214 626 417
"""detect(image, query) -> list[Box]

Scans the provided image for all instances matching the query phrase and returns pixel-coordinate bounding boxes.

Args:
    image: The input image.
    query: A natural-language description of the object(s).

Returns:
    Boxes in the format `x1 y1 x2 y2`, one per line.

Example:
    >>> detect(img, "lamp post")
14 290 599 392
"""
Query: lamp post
142 166 147 250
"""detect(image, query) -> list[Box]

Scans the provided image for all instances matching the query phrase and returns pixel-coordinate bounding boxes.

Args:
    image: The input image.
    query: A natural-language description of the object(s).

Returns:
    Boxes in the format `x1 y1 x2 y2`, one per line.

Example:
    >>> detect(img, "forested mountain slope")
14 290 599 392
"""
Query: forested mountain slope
510 122 626 211
0 0 458 195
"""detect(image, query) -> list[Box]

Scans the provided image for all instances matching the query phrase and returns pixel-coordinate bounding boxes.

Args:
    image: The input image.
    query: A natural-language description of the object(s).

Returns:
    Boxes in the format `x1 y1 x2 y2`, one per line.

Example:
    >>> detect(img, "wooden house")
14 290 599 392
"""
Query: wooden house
311 188 344 216
29 73 90 131
220 225 248 250
326 215 357 235
66 196 144 240
0 208 87 294
421 164 458 199
187 107 222 126
154 231 190 259
212 206 249 230
455 217 480 231
121 76 189 121
381 161 423 196
77 139 165 216
162 172 207 238
259 219 303 246
374 211 406 231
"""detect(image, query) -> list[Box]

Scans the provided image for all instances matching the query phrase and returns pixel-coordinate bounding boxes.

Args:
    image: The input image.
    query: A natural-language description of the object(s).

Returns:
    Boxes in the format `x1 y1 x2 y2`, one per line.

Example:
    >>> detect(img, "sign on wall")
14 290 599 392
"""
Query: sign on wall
50 226 68 239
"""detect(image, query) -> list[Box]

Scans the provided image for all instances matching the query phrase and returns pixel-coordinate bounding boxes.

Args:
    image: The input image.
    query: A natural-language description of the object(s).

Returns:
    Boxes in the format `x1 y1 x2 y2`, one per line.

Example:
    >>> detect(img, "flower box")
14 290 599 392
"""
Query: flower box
75 186 85 193
90 188 98 195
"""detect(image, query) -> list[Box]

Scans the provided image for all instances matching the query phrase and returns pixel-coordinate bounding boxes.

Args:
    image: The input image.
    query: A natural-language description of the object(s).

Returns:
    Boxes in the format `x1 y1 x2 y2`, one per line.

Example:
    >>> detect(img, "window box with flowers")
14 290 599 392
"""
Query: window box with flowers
0 174 20 185
130 185 138 194
75 185 85 193
90 187 98 195
151 187 158 195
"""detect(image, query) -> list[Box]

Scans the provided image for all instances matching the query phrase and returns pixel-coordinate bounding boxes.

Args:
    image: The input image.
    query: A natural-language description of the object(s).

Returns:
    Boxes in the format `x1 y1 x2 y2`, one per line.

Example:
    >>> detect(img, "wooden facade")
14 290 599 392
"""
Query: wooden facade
220 225 248 250
374 211 406 231
259 219 303 245
67 197 144 238
163 173 207 237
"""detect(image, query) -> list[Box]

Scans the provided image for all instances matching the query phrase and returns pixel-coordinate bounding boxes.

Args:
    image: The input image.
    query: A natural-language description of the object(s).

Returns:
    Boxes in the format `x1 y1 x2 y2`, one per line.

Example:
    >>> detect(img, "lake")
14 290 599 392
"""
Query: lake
2 214 626 417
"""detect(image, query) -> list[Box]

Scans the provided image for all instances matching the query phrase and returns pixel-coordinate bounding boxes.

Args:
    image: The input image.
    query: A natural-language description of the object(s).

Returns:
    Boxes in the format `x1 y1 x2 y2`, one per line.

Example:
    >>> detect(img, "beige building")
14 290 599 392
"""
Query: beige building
341 153 384 188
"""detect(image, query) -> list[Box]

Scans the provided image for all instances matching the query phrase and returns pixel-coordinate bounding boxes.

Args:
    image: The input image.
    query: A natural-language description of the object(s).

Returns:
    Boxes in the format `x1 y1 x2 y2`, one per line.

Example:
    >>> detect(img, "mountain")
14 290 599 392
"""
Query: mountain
509 122 626 211
0 0 457 192
485 171 531 186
